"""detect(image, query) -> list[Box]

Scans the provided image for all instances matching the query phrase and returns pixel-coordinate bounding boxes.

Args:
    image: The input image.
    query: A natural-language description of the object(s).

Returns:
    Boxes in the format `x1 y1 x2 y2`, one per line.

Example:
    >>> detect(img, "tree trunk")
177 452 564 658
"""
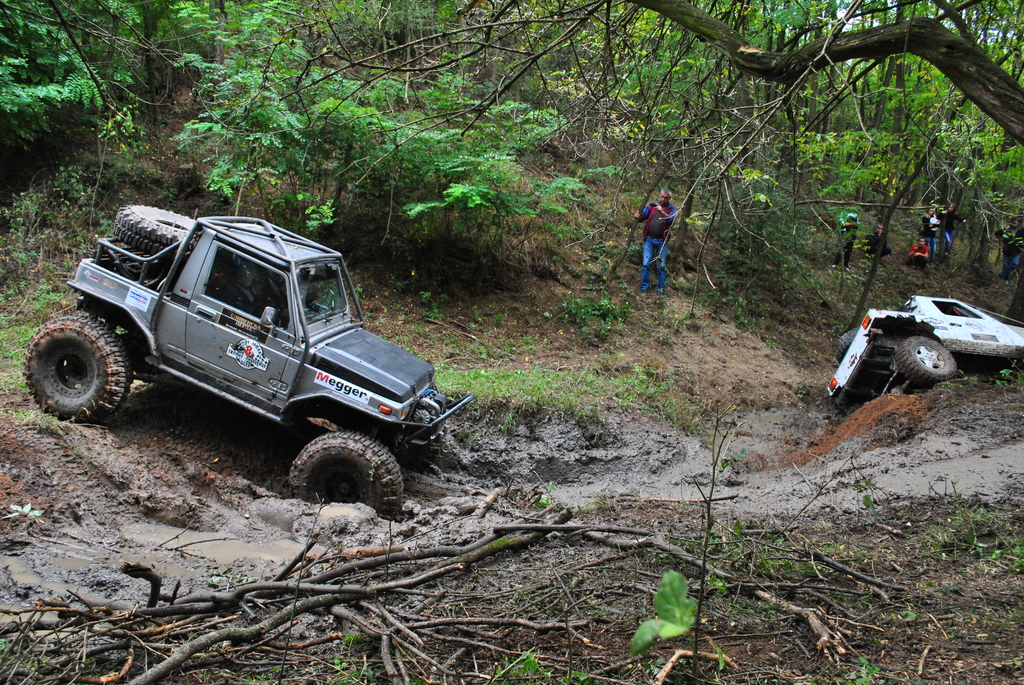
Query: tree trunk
669 183 694 277
849 146 932 329
214 0 227 65
1007 277 1024 324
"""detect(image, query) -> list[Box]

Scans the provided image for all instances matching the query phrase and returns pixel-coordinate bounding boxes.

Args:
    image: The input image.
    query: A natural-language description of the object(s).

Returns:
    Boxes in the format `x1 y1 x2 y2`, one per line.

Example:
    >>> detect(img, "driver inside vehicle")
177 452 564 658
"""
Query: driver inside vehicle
207 250 289 329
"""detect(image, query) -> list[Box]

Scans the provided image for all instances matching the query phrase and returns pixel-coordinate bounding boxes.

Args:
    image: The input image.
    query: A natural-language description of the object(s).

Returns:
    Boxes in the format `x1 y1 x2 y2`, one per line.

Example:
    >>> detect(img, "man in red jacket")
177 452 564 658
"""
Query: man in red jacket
634 190 676 296
906 237 929 269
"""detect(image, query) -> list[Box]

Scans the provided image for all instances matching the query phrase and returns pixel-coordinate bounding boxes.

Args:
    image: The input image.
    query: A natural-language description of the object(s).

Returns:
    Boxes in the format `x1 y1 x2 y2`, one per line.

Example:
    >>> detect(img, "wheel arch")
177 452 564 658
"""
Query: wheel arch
283 395 395 438
73 292 156 360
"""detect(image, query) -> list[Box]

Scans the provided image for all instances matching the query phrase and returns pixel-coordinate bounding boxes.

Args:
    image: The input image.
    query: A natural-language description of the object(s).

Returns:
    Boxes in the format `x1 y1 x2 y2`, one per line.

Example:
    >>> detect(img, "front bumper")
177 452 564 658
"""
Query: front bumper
397 393 476 446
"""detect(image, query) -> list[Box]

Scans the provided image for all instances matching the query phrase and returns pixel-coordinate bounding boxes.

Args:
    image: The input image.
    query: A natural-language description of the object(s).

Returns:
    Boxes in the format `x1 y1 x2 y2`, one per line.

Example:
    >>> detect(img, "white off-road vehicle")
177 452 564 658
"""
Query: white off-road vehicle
828 295 1024 403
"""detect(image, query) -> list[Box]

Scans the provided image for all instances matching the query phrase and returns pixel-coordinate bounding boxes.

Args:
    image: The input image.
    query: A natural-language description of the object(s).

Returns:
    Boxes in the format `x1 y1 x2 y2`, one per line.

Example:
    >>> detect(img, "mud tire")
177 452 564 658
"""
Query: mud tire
114 205 193 254
24 316 132 421
894 335 957 387
834 328 859 362
290 430 403 518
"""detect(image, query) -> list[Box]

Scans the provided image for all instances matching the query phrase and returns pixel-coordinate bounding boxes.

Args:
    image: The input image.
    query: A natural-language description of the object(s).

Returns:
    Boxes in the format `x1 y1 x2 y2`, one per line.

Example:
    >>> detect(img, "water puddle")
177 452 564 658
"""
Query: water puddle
2 522 321 615
121 521 311 565
1 555 114 612
729 408 826 461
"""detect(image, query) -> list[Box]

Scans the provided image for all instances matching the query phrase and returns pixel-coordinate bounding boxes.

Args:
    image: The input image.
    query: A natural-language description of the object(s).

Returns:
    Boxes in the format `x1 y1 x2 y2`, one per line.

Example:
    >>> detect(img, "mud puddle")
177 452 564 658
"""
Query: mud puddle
3 383 1024 613
441 389 1024 517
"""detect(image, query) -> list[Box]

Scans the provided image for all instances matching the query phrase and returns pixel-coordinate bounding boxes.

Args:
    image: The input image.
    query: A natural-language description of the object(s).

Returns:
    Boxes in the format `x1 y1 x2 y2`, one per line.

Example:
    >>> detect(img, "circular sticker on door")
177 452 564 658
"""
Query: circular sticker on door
227 338 269 371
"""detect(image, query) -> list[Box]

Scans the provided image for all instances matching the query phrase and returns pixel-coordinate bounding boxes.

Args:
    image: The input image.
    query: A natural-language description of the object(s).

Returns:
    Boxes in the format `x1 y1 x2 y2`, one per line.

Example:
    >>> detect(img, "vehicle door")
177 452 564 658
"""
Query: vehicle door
184 245 301 406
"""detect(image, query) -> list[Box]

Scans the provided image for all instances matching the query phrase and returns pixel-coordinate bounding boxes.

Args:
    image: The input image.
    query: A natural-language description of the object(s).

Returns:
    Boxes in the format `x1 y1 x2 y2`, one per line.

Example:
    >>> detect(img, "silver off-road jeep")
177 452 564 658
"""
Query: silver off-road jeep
24 206 473 517
828 295 1024 404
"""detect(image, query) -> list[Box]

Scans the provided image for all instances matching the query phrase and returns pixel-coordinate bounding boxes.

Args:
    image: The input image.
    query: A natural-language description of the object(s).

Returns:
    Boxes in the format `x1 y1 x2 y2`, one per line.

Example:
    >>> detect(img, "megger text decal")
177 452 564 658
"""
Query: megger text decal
314 370 372 405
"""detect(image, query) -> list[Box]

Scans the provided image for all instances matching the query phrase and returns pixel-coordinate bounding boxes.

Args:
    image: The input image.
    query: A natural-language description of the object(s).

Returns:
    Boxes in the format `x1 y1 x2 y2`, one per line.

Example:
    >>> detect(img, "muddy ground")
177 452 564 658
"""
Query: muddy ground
2 355 1023 683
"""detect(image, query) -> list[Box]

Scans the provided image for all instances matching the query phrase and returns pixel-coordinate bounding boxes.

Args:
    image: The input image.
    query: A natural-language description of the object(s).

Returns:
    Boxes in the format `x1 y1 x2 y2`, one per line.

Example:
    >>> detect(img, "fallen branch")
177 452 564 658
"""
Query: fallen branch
336 544 406 559
424 317 479 341
474 488 502 517
917 644 932 675
811 551 908 592
127 594 343 685
272 537 318 581
753 589 840 652
120 564 161 608
380 633 403 685
402 615 591 632
584 532 737 581
654 647 738 684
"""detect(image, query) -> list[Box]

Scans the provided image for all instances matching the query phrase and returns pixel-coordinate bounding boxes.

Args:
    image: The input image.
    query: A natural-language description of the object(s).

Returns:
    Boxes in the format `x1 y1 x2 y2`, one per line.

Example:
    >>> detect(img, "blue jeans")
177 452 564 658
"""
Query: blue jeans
943 230 954 255
641 237 667 291
924 237 937 261
999 254 1020 282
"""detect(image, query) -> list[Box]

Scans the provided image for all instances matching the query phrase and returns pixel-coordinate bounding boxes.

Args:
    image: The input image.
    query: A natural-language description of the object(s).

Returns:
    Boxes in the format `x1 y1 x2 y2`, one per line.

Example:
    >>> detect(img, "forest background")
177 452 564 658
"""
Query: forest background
3 0 1024 354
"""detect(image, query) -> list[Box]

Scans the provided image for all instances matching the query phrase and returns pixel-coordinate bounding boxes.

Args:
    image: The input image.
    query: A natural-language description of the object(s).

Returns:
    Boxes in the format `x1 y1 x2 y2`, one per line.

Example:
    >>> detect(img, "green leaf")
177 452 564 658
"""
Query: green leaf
654 570 696 627
631 571 696 655
404 201 445 219
630 619 665 655
862 494 876 515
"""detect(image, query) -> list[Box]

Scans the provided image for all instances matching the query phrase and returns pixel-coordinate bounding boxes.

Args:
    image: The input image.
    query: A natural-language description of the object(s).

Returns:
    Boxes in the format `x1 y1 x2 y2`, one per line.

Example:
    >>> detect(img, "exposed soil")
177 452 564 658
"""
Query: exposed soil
2 301 1023 683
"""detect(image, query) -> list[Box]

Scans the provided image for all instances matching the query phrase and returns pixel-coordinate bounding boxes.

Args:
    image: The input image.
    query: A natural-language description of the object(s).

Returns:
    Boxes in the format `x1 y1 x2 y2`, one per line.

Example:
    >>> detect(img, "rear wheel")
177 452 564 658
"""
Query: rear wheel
834 328 859 362
114 205 193 254
24 316 132 421
290 430 403 518
894 336 957 387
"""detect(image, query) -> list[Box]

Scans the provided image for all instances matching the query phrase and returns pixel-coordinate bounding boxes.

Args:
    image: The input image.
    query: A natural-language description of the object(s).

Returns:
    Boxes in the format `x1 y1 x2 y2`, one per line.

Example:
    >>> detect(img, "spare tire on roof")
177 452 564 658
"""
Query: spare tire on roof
114 205 194 255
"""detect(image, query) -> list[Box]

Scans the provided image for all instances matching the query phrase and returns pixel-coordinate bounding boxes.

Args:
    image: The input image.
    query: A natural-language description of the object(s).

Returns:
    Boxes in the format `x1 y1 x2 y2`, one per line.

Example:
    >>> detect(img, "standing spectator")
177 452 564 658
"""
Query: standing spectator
832 213 860 269
998 217 1024 284
864 224 892 259
936 202 965 257
906 237 929 269
920 207 939 262
633 189 675 296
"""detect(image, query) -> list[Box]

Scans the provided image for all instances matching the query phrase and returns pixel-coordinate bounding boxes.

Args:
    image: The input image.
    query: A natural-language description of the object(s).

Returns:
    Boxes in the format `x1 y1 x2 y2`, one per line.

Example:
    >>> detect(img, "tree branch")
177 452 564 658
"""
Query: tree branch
625 0 1024 143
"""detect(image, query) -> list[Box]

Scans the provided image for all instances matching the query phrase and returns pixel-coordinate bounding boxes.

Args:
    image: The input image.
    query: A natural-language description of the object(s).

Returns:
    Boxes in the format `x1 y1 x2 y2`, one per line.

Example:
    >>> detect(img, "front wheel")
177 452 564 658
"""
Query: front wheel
289 430 403 518
24 316 133 421
894 336 957 388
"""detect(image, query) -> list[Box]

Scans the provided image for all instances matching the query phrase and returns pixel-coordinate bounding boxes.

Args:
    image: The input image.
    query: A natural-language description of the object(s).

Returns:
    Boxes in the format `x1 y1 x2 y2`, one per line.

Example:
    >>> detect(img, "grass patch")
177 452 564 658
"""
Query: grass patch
925 504 1014 557
0 320 33 394
438 363 699 427
3 408 65 435
558 293 632 345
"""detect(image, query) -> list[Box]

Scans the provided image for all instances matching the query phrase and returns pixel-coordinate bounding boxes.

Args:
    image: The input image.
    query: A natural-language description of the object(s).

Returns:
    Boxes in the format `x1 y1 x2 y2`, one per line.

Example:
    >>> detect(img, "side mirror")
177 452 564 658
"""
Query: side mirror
260 306 277 327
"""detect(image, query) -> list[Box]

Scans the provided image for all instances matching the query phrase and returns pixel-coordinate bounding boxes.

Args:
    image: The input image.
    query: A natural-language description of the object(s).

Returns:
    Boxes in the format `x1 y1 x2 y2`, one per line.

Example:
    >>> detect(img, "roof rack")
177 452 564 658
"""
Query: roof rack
196 216 340 263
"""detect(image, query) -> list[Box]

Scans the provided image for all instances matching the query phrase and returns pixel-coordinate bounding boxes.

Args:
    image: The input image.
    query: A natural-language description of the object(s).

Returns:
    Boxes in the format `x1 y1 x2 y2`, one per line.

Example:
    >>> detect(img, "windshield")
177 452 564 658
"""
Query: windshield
932 300 982 319
298 261 348 324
